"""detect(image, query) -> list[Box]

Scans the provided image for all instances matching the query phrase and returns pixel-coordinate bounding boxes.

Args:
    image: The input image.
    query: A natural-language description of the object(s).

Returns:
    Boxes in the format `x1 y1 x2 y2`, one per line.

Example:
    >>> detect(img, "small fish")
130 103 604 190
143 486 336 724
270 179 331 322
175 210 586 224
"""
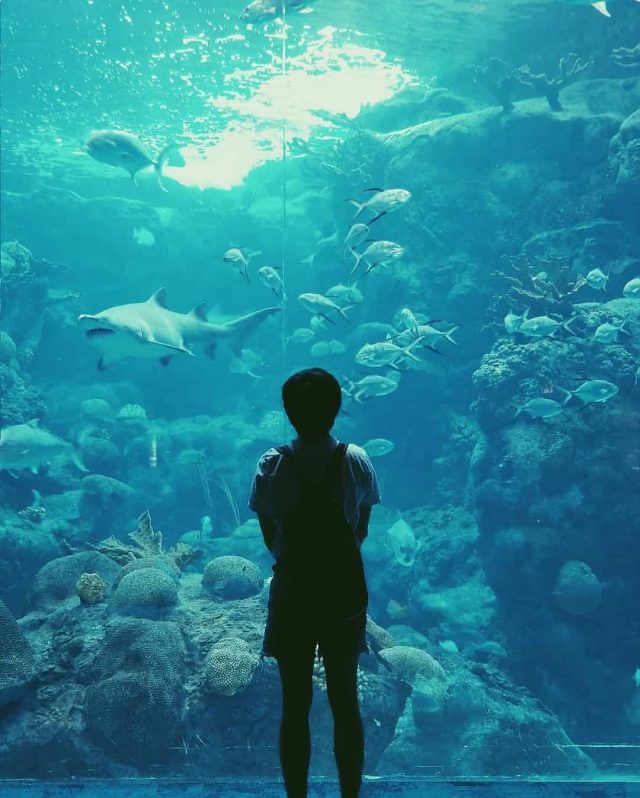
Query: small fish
362 438 395 457
287 327 315 345
299 292 350 324
519 315 578 338
344 374 401 403
400 308 419 335
513 396 569 420
86 129 182 192
0 419 87 473
258 266 284 300
355 339 423 369
133 227 156 247
586 268 609 292
310 314 329 332
390 323 458 353
557 379 620 406
311 340 346 357
592 319 628 344
325 283 363 306
222 248 259 285
351 240 405 276
504 308 529 334
386 517 421 568
343 224 369 257
623 277 640 298
230 348 267 378
347 188 411 225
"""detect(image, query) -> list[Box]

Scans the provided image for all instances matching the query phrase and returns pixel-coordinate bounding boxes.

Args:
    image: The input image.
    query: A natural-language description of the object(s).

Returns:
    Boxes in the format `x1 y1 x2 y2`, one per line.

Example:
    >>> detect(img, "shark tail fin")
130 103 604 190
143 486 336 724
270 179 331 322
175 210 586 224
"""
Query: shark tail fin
223 306 282 356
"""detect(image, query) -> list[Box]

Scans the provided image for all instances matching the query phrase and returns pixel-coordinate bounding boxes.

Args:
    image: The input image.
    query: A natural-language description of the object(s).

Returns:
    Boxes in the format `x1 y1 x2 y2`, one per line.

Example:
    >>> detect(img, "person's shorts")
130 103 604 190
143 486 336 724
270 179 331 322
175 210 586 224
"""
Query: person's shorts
262 574 368 661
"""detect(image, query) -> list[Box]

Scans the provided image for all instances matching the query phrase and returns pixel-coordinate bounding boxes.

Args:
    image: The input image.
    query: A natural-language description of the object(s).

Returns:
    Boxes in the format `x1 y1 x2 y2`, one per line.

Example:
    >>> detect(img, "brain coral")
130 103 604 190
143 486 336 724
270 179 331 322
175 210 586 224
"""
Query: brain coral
30 551 120 609
75 572 108 605
552 560 602 616
203 637 261 696
114 556 181 586
202 556 263 599
0 598 34 707
87 618 187 764
113 568 178 613
378 645 447 689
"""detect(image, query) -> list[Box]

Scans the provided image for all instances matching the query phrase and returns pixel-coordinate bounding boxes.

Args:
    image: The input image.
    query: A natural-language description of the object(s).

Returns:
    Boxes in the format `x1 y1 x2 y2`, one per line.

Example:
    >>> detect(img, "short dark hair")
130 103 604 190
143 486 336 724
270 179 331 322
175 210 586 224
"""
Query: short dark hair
282 368 342 438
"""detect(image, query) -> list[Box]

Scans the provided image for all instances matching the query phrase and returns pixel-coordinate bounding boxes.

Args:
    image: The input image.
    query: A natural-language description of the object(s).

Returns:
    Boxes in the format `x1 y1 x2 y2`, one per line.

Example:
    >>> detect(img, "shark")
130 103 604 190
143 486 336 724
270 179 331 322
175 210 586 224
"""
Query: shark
78 288 281 370
0 420 87 473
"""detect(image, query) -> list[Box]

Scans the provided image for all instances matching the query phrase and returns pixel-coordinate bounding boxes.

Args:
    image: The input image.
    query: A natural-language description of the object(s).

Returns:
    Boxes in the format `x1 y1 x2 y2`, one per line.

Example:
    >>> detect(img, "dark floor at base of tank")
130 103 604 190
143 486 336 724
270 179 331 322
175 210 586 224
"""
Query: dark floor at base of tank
1 778 638 798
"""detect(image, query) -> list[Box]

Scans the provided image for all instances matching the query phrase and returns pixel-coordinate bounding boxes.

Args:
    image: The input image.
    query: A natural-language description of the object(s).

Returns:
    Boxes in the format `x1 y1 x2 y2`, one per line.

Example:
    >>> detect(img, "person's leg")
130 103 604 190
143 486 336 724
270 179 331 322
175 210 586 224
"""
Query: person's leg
276 645 317 798
323 645 364 798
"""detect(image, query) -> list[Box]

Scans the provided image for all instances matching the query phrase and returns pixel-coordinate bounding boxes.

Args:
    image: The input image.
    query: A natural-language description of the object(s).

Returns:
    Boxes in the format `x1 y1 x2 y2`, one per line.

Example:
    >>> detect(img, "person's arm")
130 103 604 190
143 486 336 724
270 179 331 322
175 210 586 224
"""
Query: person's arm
257 513 278 556
354 505 372 548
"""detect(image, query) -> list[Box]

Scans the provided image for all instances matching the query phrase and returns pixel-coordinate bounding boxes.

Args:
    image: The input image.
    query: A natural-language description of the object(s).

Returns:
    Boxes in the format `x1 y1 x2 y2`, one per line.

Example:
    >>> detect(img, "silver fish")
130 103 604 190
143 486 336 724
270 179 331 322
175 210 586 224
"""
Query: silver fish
86 129 181 192
390 323 458 353
351 240 404 276
386 517 420 567
299 292 350 323
504 308 529 334
592 320 628 343
362 438 395 457
518 315 578 338
347 188 411 225
558 379 619 406
344 374 400 403
355 339 422 369
586 268 609 292
623 277 640 298
223 248 259 285
258 266 284 300
343 224 369 257
514 397 569 420
325 283 363 306
287 327 315 345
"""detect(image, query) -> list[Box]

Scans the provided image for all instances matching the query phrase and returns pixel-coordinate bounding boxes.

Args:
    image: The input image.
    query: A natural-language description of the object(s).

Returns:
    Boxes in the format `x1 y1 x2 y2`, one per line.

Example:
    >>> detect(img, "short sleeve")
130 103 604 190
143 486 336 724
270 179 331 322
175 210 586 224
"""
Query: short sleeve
248 448 281 514
347 445 381 507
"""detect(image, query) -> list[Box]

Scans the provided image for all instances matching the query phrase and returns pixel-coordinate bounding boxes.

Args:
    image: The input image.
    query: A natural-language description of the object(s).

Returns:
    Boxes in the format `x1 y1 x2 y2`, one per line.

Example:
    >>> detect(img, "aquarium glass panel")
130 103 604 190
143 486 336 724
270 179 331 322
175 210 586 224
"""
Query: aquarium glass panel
1 0 639 784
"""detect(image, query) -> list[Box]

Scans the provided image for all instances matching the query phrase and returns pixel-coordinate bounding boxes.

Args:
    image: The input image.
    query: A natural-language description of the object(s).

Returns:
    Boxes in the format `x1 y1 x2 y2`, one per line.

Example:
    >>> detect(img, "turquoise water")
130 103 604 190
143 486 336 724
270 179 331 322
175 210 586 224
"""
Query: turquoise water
1 0 640 786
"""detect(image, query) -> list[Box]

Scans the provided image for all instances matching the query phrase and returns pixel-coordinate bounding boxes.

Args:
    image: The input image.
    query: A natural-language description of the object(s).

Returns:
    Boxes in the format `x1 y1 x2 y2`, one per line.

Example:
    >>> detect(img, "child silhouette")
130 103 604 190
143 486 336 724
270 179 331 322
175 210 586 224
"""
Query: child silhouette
249 368 380 798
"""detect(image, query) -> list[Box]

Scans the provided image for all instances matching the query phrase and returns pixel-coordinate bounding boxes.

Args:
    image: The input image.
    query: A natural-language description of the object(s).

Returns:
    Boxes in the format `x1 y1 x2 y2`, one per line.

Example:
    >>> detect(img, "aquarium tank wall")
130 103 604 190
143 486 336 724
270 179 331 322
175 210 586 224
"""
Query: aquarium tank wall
1 0 639 783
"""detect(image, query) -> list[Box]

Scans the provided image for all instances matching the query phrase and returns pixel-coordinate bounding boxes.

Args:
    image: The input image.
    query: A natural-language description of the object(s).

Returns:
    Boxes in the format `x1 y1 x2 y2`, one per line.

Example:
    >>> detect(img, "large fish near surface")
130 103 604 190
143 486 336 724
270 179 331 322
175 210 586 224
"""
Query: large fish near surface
241 0 315 22
78 288 281 370
85 130 184 192
0 420 87 473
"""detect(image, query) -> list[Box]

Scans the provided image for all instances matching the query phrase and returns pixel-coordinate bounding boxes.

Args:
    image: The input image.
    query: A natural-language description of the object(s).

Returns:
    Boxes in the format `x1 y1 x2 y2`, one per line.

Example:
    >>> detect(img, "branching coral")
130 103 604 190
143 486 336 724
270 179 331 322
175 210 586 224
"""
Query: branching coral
473 58 518 113
610 44 640 70
90 511 203 569
490 253 586 320
515 53 592 111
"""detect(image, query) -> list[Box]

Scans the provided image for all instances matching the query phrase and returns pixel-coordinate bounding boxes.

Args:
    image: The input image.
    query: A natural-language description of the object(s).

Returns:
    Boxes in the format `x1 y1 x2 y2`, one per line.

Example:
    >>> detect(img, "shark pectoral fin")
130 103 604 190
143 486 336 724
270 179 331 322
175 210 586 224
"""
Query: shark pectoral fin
159 356 173 367
591 1 610 15
146 338 194 357
205 343 217 359
26 419 40 427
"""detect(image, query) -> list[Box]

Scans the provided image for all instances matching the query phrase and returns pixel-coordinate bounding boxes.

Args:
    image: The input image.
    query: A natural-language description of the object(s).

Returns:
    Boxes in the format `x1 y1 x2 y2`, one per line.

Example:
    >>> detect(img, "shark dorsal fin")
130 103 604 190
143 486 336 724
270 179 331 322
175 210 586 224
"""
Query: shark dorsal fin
148 287 167 307
26 418 40 427
189 302 208 321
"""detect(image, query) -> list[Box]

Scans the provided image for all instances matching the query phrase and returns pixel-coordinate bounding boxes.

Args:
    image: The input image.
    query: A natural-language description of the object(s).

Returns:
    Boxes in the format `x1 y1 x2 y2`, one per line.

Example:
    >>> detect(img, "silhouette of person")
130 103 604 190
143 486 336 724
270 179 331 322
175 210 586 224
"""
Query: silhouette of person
249 368 381 798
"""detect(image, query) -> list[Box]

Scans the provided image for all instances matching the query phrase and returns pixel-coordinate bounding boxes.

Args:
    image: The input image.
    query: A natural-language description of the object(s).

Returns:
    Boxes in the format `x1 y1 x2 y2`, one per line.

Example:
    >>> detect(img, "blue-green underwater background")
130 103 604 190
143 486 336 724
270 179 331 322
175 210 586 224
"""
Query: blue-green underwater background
1 0 639 782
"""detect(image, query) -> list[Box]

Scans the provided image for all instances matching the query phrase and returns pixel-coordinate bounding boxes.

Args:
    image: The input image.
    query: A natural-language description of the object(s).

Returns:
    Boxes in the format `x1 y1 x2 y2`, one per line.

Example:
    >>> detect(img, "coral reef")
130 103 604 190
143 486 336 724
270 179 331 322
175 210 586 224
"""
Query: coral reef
0 598 34 707
202 555 264 599
113 568 179 614
202 637 261 697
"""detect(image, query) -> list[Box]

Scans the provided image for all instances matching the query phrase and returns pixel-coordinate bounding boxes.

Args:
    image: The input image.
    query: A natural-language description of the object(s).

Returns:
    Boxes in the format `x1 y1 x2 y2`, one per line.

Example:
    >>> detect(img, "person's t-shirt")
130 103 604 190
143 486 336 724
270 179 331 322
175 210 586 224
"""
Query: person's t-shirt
248 443 381 545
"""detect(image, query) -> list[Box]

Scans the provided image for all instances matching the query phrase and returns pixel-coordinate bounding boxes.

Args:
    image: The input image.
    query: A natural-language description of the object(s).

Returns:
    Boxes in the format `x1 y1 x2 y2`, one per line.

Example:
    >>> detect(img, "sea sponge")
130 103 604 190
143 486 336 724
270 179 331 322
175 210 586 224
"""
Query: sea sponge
203 637 261 696
552 560 602 616
378 645 447 689
113 568 178 613
202 555 263 599
0 598 34 706
75 572 108 605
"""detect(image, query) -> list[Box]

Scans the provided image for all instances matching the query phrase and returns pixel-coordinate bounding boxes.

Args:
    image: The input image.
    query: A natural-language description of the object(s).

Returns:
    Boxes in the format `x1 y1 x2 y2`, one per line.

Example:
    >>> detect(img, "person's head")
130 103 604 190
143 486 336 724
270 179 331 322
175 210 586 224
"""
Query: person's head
282 368 342 439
